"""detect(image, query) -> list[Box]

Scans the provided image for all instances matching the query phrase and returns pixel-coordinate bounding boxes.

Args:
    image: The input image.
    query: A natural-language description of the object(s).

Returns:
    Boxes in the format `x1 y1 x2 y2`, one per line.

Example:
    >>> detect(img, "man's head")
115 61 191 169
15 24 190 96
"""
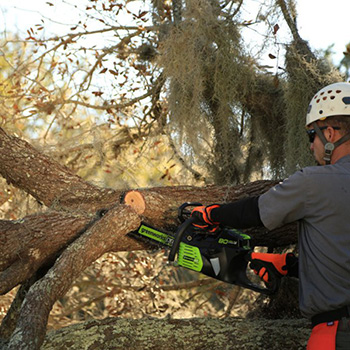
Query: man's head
306 82 350 165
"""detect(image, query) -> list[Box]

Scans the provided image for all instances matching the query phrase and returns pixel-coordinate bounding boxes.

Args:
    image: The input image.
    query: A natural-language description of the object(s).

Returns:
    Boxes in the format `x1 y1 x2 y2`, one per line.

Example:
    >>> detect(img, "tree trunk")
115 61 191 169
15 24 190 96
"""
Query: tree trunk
5 205 141 350
38 317 310 350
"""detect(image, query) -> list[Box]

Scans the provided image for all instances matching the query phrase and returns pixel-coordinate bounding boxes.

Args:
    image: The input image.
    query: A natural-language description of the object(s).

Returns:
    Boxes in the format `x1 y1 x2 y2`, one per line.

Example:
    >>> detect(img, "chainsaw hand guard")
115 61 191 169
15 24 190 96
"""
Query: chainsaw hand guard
179 202 220 233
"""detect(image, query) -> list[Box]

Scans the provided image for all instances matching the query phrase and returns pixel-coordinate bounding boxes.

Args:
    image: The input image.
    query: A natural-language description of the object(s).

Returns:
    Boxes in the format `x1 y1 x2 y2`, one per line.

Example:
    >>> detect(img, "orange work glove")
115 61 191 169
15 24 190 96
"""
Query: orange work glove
191 204 220 233
249 252 298 283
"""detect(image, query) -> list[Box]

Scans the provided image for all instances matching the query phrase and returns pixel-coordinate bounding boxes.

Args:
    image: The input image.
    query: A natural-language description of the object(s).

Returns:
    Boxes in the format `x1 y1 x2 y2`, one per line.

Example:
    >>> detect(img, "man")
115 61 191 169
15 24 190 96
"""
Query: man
191 82 350 350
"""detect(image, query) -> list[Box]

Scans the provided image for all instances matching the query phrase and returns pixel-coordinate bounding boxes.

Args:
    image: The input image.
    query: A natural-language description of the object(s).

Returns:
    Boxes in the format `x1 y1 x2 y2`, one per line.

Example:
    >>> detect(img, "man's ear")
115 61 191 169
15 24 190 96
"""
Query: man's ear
327 126 337 142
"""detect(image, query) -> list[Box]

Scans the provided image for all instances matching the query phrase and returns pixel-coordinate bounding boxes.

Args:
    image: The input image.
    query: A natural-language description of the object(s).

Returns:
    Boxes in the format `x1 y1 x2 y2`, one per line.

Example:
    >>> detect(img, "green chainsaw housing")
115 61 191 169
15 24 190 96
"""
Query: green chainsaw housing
134 222 278 295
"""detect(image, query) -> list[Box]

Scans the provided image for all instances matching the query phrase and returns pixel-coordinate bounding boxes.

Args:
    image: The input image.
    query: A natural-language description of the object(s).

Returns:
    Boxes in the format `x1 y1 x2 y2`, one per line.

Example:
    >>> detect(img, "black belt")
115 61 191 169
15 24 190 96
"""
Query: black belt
311 306 350 328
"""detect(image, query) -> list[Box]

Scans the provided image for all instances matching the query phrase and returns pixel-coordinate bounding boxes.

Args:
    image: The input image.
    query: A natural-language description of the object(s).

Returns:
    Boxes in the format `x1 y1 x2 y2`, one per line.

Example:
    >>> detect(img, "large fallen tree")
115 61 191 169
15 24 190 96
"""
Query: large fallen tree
39 317 310 350
0 127 300 350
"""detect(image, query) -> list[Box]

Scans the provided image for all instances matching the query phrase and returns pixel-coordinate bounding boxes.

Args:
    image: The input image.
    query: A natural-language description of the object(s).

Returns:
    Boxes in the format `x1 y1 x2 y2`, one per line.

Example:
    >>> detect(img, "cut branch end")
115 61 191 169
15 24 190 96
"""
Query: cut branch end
124 190 145 214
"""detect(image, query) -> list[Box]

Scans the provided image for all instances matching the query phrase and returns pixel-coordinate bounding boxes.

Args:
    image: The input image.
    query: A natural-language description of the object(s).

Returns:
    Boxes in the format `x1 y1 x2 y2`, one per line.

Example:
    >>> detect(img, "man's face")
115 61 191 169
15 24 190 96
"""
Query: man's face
310 131 325 165
307 124 327 165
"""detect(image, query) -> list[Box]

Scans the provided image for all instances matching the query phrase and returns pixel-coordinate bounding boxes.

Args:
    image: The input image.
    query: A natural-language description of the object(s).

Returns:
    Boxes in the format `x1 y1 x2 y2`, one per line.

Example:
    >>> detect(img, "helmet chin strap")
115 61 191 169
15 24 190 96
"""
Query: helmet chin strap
312 122 350 164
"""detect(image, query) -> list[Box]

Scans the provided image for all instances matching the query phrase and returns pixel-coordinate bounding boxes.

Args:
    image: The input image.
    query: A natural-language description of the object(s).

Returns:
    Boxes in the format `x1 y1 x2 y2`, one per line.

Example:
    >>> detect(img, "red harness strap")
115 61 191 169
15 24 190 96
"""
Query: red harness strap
307 321 339 350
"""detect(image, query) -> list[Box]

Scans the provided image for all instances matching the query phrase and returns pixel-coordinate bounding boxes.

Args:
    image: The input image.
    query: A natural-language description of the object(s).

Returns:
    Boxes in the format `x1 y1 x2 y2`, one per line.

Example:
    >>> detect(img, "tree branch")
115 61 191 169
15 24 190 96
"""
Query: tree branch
122 182 297 248
0 211 91 295
0 277 37 340
64 88 154 111
276 0 301 43
6 205 141 350
0 127 121 213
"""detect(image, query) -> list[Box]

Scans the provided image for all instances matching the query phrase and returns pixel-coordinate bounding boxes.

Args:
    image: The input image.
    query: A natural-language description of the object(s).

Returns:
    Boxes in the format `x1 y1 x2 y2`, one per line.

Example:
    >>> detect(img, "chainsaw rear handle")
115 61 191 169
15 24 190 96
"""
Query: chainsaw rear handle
238 255 281 295
169 216 197 262
236 269 280 295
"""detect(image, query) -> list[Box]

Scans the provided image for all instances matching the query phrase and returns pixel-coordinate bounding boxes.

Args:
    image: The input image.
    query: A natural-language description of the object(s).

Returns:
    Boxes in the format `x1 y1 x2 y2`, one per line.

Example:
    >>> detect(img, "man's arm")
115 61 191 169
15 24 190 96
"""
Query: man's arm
210 196 263 228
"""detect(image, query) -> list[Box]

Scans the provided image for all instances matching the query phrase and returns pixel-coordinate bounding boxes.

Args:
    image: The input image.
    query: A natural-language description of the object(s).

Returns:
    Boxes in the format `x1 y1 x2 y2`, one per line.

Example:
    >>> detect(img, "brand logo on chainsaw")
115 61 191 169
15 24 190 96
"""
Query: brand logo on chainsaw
138 225 174 247
218 238 238 245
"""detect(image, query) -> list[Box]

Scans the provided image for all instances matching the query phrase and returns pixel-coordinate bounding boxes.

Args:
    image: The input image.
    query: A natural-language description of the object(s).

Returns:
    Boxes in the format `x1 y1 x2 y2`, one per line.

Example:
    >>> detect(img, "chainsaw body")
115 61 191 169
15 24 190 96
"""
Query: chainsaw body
131 203 279 295
170 221 278 295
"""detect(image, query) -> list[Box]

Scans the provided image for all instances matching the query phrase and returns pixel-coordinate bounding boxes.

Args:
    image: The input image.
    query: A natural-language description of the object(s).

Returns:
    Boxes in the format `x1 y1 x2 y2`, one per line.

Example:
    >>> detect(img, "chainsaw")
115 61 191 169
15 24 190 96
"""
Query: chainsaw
129 202 280 295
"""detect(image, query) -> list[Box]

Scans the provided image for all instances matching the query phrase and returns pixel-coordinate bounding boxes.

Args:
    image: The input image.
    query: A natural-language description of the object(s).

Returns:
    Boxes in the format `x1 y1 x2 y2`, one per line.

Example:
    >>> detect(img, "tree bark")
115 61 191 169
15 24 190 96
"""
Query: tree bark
0 212 92 295
1 181 296 296
38 317 310 350
0 277 38 340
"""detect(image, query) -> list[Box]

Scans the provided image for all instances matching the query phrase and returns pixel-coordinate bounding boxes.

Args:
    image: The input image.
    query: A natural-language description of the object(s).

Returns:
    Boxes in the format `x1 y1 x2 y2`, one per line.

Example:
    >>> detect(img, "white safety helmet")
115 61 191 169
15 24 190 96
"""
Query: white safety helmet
306 82 350 126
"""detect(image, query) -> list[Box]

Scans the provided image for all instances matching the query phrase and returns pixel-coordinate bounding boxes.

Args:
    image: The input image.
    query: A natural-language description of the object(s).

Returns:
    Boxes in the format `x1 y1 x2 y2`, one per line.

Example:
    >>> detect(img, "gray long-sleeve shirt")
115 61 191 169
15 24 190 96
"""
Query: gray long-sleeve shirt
259 155 350 318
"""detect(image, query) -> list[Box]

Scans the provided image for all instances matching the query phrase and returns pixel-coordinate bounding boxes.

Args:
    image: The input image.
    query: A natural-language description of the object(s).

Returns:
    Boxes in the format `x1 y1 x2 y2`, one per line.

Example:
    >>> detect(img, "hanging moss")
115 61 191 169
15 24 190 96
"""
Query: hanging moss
284 39 343 174
158 0 268 185
241 74 287 179
158 0 344 184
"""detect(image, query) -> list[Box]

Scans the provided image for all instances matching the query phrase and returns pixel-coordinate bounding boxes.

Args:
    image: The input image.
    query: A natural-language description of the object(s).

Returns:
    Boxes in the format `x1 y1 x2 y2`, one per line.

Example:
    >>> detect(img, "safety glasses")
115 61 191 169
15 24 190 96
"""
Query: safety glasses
306 126 340 143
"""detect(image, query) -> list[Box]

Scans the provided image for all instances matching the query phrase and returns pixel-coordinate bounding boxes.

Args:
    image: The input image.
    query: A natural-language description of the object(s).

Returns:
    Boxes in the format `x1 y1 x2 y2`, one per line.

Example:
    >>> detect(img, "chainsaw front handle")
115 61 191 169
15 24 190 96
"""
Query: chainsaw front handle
177 202 202 223
168 217 196 262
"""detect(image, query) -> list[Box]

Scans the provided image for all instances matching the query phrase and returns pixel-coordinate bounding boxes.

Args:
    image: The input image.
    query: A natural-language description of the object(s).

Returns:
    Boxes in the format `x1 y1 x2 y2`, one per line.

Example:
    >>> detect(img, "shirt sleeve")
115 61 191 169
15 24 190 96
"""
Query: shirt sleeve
259 170 308 230
210 196 263 229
